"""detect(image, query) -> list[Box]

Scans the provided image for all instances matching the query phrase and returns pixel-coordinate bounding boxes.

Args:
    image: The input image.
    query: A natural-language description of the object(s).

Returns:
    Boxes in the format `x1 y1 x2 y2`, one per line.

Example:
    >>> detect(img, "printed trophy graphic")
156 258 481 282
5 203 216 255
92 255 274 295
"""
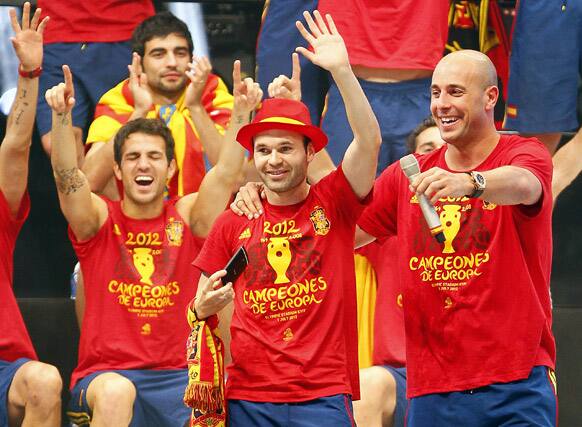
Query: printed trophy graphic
133 247 155 285
440 205 461 254
267 237 292 284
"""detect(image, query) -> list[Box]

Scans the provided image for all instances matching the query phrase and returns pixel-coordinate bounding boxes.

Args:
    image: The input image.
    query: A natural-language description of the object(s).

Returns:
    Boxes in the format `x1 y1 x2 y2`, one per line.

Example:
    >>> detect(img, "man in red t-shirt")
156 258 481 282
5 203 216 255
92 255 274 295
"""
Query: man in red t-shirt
45 58 261 426
0 4 62 426
192 12 380 426
356 50 556 426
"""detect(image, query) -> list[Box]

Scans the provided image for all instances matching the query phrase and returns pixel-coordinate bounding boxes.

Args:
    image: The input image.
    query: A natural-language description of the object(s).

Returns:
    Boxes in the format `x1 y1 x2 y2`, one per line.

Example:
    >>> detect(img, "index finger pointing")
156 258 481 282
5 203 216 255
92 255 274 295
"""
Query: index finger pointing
232 60 242 87
62 65 73 89
291 52 301 82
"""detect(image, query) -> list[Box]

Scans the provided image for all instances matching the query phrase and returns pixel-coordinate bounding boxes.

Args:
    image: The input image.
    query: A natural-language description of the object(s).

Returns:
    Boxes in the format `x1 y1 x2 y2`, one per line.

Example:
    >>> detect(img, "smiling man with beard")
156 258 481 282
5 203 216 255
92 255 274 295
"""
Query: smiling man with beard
45 59 261 426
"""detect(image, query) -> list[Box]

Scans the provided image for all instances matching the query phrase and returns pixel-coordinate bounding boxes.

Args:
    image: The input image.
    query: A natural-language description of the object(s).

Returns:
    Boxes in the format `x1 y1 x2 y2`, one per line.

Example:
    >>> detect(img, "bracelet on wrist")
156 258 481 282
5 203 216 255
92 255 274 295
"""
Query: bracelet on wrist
18 65 42 79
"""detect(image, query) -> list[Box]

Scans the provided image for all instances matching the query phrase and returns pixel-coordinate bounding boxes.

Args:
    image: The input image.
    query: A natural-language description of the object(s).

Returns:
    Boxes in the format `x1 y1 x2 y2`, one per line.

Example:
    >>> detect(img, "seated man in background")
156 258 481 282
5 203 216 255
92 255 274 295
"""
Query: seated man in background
46 58 261 426
0 4 62 426
83 11 233 200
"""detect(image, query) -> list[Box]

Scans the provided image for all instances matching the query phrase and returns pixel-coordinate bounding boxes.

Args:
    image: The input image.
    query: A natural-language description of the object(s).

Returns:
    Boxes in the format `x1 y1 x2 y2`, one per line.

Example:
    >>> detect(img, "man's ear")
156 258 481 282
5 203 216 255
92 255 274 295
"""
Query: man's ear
113 162 122 181
484 85 499 112
167 158 177 180
306 142 316 163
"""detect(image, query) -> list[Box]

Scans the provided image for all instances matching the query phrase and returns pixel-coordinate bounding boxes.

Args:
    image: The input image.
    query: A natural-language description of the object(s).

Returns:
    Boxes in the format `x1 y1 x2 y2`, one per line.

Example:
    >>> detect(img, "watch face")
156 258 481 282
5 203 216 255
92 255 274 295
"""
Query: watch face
473 172 486 189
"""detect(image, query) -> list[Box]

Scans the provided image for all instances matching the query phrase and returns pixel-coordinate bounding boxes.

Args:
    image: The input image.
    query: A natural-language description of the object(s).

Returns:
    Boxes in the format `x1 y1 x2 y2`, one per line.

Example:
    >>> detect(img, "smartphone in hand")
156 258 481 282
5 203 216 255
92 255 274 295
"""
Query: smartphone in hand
222 246 249 285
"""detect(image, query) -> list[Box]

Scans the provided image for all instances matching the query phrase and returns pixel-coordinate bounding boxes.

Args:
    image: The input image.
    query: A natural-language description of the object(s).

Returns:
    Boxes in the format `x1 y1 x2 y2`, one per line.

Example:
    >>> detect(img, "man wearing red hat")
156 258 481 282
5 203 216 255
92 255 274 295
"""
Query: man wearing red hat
192 11 381 426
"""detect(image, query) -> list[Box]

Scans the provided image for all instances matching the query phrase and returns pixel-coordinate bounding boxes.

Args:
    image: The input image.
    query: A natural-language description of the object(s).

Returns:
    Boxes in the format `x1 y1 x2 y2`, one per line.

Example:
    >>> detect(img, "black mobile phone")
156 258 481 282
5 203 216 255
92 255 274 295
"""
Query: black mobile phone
222 246 249 285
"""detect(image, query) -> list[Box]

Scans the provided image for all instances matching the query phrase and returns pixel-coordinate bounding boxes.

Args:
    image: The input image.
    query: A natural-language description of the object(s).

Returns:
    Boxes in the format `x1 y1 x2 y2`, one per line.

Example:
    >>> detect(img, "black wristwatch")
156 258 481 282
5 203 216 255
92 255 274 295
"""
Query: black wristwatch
466 171 486 198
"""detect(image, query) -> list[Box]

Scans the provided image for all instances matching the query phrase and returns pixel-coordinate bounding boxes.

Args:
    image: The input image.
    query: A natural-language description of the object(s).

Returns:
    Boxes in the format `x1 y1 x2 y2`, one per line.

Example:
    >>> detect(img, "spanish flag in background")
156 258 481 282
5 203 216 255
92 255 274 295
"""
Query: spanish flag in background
87 75 233 197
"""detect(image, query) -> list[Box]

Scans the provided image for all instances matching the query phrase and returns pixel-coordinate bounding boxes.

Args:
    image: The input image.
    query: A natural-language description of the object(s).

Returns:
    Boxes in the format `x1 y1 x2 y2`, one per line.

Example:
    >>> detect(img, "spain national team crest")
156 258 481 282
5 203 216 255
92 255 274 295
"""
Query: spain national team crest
165 217 184 246
309 206 330 236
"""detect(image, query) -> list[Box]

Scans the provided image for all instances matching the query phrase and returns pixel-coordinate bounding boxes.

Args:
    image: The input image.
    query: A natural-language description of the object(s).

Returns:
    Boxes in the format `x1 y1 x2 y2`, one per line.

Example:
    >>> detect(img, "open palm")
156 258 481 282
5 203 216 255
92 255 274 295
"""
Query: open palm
295 11 349 73
10 3 48 70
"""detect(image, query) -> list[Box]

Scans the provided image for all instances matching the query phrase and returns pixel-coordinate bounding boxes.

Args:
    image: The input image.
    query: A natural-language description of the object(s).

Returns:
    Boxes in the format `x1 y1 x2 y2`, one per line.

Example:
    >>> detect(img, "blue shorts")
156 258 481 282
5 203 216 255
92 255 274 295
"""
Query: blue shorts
504 0 582 133
0 358 30 427
67 369 190 427
228 394 355 427
256 0 329 126
321 77 431 174
382 366 407 427
406 366 558 427
37 41 132 137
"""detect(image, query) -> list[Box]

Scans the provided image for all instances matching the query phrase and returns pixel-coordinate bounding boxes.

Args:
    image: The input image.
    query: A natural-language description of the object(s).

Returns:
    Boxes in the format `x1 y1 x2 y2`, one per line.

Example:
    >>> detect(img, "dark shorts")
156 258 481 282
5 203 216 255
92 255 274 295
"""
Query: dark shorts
67 369 190 427
228 394 355 427
256 0 329 126
406 366 558 427
37 41 132 137
381 366 407 427
321 77 431 174
0 358 30 427
504 0 582 133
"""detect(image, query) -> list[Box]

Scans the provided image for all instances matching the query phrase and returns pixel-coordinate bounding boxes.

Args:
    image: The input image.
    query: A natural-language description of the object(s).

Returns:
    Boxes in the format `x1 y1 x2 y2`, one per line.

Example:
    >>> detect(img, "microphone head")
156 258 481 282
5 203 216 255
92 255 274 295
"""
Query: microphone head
400 154 420 179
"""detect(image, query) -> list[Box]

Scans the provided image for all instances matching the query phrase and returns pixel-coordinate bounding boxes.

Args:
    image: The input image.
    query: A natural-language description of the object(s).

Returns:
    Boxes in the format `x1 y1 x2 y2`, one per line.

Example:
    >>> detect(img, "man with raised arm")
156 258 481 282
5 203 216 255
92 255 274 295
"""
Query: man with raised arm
45 59 261 427
192 11 381 426
0 4 62 426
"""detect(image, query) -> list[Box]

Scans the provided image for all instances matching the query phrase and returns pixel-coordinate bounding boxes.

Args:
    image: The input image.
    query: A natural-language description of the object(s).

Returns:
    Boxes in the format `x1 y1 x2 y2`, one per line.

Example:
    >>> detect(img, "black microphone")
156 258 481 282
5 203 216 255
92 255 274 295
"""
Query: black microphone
399 154 446 244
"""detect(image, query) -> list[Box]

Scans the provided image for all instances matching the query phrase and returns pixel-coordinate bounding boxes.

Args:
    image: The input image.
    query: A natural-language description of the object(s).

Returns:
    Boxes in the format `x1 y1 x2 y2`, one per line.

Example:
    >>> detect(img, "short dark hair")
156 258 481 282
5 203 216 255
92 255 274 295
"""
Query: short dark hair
114 118 175 165
131 11 194 58
406 116 437 154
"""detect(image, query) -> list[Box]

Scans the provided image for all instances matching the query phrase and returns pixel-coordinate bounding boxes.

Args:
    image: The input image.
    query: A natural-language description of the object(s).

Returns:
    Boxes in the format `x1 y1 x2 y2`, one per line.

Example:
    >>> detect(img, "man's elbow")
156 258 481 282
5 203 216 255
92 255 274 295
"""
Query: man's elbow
518 174 543 205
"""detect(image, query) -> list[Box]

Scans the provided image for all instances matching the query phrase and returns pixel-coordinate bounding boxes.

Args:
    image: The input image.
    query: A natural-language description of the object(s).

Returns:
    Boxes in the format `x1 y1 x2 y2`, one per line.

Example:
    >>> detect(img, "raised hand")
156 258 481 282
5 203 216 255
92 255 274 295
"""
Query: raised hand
128 52 153 114
232 60 263 114
295 11 349 74
45 65 75 115
10 2 49 72
185 56 212 108
268 52 301 101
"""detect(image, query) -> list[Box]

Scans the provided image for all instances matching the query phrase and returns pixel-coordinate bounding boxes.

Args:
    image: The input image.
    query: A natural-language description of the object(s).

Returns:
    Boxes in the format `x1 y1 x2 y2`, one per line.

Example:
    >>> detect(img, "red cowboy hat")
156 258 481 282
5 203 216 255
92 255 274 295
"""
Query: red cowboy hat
237 98 328 153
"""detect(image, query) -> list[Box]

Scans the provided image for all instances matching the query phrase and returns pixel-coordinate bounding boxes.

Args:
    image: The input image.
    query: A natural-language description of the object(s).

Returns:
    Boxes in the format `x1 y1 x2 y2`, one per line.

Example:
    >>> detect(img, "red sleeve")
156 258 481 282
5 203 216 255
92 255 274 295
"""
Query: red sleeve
505 136 553 218
193 211 238 275
357 162 399 239
315 164 373 223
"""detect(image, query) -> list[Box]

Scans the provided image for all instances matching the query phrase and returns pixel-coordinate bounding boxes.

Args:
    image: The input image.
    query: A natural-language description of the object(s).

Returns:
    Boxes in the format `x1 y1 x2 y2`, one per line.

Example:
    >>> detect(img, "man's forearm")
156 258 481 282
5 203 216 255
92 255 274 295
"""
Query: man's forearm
332 66 380 148
4 76 38 151
479 166 543 206
213 107 249 184
189 104 225 165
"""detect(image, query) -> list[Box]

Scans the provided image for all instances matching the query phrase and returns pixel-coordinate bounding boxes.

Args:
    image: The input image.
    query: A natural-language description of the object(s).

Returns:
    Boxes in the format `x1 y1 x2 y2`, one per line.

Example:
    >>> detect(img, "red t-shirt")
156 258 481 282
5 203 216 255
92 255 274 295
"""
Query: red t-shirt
358 135 555 397
39 0 155 44
194 167 369 402
317 0 449 70
0 191 36 362
70 198 203 388
358 238 406 367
